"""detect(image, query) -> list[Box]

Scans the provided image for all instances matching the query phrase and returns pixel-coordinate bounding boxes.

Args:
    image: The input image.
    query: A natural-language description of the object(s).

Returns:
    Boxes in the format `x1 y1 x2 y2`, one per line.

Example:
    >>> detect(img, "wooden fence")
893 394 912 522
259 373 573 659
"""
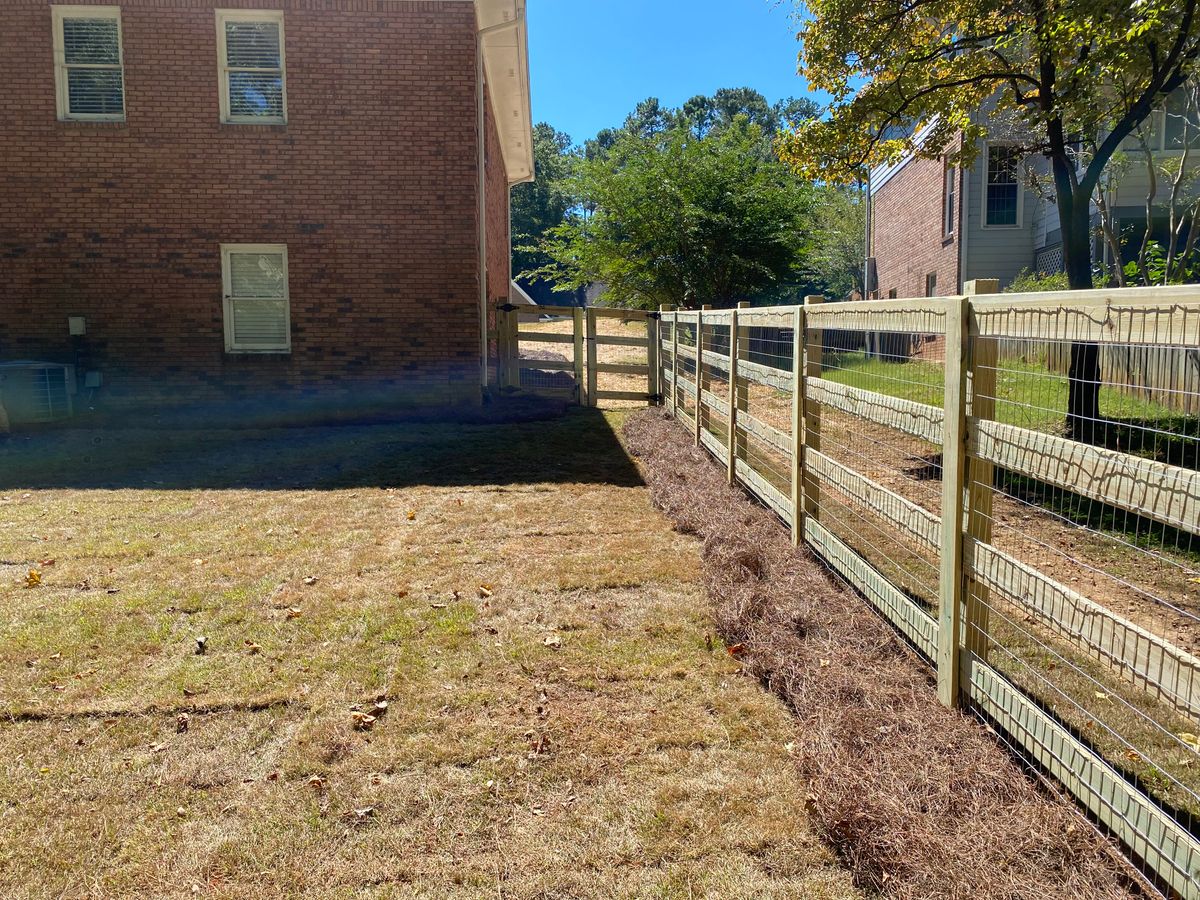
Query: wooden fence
659 284 1200 897
494 304 659 407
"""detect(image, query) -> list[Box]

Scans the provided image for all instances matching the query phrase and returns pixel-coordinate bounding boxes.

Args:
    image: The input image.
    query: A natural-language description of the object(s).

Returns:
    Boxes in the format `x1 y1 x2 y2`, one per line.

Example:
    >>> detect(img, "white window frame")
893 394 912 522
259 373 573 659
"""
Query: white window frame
981 142 1024 230
215 9 287 125
942 160 956 239
221 243 291 353
52 5 126 122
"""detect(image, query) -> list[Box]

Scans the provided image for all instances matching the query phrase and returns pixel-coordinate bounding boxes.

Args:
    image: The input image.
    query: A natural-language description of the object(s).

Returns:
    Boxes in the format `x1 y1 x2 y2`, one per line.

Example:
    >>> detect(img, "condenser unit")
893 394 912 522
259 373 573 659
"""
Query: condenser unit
0 361 76 424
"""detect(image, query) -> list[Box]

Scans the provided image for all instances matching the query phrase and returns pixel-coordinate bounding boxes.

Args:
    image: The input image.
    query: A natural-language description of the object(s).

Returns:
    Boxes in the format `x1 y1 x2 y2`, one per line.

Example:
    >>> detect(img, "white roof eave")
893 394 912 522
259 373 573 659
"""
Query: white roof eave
477 0 535 185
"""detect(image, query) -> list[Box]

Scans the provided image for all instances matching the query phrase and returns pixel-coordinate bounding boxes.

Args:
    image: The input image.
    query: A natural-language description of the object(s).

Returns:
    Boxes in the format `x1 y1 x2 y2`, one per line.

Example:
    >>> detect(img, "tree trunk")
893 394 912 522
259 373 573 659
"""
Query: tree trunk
1060 189 1101 443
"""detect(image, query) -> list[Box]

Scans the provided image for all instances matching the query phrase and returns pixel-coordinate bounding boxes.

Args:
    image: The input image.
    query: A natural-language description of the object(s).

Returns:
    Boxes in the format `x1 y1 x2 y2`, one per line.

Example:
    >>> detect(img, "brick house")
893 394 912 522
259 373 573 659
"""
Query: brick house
867 97 1199 298
0 0 533 420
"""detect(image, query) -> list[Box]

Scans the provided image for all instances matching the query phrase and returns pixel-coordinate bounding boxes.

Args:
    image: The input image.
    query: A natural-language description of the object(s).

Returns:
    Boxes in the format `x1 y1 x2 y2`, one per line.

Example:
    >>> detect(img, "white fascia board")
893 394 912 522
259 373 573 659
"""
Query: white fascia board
477 0 535 185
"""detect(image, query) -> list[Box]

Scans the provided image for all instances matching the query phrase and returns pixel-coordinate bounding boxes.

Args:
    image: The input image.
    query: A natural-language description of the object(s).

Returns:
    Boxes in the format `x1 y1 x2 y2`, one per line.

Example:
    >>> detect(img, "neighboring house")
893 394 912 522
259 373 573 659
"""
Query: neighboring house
867 98 1197 297
0 0 533 419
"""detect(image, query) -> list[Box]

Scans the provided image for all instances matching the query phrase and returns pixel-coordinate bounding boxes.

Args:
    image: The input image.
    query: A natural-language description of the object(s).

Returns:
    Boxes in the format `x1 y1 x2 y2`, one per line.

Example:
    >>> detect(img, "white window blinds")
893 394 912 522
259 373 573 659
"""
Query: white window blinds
222 246 290 352
217 12 286 123
54 7 125 120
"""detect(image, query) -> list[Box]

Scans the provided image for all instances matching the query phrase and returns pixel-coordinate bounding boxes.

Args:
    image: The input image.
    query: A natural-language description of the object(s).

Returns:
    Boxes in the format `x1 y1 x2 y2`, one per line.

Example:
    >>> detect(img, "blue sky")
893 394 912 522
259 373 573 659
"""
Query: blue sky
527 1 815 144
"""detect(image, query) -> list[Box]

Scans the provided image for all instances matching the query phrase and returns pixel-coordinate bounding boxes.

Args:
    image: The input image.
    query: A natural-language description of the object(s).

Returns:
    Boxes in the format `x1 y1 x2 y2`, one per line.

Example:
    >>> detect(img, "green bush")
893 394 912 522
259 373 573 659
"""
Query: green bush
1003 268 1072 294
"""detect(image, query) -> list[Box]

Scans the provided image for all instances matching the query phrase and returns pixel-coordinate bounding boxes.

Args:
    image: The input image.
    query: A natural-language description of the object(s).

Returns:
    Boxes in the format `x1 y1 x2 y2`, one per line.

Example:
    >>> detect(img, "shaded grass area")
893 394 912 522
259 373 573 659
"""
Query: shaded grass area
0 410 858 899
624 408 1139 900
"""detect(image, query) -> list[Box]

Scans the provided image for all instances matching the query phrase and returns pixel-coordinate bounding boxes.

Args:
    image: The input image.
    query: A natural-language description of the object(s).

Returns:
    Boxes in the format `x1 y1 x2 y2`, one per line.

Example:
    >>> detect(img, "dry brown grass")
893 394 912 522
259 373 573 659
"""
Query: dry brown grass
0 410 858 899
623 408 1143 900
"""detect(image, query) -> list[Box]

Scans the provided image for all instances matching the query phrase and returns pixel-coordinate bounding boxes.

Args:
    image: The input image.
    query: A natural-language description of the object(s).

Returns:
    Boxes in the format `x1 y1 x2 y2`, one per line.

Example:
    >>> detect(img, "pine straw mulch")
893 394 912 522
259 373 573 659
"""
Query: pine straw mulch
623 408 1143 900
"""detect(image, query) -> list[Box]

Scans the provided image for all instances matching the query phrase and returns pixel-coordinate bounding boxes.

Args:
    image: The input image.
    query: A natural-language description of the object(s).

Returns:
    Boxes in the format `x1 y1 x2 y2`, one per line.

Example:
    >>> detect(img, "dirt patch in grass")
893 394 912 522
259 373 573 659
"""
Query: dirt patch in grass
623 408 1141 900
0 409 859 899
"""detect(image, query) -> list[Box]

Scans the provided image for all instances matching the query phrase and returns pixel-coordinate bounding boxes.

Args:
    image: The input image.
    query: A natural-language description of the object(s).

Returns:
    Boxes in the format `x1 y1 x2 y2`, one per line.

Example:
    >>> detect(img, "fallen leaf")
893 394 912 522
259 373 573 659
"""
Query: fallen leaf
245 641 263 656
303 576 318 586
39 558 56 567
177 714 190 734
820 659 831 668
25 569 42 588
373 700 389 717
308 775 326 790
543 634 562 649
351 711 377 731
1094 691 1109 701
286 607 303 620
1179 732 1200 752
477 585 494 599
1124 749 1141 763
195 636 208 655
727 643 746 657
406 511 416 522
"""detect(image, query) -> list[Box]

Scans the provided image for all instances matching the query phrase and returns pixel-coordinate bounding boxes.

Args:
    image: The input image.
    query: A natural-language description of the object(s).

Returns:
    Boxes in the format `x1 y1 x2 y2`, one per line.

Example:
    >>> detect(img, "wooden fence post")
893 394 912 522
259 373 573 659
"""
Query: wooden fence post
963 279 999 661
505 305 521 390
938 294 971 707
734 301 751 469
694 306 705 445
802 296 824 530
585 307 598 408
648 308 662 406
790 304 805 546
727 305 739 485
573 307 585 406
497 306 510 389
670 309 680 416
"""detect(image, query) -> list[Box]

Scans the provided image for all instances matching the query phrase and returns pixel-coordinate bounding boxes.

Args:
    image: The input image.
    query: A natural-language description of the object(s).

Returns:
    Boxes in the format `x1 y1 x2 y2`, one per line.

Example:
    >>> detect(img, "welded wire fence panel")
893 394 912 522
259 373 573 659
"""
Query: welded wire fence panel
808 312 947 620
662 288 1200 896
963 326 1200 895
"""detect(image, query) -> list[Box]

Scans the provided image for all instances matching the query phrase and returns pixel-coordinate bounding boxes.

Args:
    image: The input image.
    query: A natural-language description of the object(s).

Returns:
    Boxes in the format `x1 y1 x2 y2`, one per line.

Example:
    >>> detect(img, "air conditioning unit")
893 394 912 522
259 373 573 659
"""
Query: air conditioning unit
0 361 76 424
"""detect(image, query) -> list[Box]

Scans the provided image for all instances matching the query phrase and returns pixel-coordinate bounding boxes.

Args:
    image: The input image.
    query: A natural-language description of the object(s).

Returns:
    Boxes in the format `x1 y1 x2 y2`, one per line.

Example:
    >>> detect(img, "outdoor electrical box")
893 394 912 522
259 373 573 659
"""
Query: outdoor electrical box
68 316 87 336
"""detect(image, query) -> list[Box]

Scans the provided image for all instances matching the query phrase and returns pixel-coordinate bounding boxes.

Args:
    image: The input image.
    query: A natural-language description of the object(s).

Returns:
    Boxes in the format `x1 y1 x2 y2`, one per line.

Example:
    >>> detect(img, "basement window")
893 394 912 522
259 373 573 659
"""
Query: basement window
216 10 287 124
222 244 291 353
53 6 125 121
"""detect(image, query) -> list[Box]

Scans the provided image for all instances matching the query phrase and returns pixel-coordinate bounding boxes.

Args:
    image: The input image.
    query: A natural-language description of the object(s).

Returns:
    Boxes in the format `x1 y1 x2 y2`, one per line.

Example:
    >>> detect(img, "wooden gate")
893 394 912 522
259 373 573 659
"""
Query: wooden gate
495 304 659 407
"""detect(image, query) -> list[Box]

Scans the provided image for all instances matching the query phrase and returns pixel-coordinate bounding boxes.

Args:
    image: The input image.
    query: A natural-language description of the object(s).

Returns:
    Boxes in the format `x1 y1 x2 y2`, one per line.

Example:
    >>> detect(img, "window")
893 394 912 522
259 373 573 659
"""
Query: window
983 143 1022 228
52 6 125 121
925 272 938 297
942 160 956 238
216 10 286 124
1124 93 1195 153
221 245 290 352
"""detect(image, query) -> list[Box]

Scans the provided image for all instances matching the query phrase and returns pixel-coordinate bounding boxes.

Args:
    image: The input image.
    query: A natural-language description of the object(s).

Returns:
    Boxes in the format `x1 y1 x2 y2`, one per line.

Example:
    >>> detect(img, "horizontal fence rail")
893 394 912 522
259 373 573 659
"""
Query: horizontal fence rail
658 283 1200 897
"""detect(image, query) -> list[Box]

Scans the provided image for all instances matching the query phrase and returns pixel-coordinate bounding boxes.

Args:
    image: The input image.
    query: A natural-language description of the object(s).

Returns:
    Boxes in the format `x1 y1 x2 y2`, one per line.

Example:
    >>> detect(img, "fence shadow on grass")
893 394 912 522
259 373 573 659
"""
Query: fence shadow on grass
0 406 644 491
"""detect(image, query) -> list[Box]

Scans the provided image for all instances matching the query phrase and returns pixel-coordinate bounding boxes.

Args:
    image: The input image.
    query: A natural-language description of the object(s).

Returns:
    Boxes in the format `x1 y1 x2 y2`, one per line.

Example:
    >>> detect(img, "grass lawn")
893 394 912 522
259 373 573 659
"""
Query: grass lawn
0 410 858 899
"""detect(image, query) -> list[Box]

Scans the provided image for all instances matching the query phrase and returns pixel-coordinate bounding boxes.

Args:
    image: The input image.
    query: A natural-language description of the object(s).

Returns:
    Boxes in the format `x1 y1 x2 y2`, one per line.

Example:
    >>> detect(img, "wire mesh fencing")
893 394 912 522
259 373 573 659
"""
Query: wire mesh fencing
660 286 1200 898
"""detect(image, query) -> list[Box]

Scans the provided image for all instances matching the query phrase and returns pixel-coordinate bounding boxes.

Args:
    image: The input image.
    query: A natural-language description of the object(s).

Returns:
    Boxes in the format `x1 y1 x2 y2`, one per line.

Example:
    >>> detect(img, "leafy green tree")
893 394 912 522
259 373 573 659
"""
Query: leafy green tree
531 119 817 310
784 0 1200 440
511 124 579 300
810 185 867 299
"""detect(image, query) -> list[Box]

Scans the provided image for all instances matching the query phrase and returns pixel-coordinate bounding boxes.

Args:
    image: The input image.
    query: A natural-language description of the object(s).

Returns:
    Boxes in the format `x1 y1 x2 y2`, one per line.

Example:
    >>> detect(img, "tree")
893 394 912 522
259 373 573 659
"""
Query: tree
810 185 867 299
783 0 1200 441
511 124 579 301
531 118 817 310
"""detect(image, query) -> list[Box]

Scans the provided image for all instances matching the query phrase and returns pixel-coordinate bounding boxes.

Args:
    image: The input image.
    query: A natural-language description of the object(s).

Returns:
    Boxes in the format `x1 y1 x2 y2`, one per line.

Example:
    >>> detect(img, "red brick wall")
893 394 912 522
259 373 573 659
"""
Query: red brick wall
0 0 498 412
871 153 961 299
